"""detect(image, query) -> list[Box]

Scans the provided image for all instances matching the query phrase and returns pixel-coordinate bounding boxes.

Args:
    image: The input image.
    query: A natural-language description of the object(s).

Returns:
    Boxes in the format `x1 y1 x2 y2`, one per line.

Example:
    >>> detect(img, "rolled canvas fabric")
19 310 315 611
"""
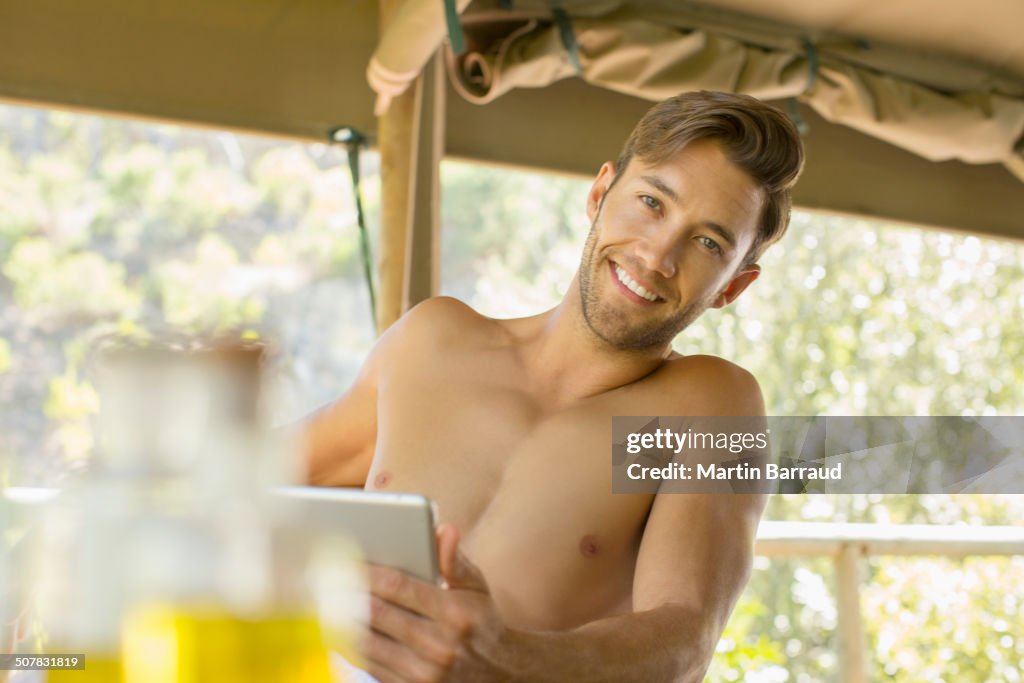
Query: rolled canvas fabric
444 15 1024 181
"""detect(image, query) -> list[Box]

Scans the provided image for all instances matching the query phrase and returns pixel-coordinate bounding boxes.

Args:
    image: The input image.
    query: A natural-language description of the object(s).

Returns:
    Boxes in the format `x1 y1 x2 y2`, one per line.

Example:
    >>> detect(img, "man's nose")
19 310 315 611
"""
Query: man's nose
633 235 678 279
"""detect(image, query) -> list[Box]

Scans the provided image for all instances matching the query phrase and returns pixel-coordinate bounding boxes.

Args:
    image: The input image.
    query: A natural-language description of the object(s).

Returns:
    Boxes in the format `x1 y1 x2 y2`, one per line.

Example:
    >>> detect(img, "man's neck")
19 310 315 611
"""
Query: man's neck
511 278 673 407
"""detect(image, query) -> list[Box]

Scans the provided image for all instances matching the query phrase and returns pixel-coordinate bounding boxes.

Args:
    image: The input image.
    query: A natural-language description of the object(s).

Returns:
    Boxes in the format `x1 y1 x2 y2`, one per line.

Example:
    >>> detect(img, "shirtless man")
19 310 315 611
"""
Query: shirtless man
305 90 804 683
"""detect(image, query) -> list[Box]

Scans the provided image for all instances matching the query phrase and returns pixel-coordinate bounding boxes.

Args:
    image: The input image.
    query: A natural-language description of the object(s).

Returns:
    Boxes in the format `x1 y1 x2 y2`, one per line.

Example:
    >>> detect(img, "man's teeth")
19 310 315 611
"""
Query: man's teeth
614 264 659 302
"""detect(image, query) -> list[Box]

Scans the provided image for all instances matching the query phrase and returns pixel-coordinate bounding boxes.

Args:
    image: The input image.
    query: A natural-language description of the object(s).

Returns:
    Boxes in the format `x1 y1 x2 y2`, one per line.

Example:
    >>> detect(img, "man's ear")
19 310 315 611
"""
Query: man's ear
711 264 761 309
586 162 617 223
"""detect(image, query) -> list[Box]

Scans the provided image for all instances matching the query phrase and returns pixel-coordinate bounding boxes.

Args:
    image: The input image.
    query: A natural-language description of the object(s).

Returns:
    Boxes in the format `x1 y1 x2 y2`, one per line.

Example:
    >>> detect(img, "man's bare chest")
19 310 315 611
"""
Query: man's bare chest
367 355 655 534
372 363 552 495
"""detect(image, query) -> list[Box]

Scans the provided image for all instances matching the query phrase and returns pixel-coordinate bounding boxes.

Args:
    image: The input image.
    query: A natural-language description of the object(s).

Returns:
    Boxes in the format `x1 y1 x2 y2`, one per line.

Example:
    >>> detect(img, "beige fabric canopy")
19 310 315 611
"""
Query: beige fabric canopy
370 0 1024 182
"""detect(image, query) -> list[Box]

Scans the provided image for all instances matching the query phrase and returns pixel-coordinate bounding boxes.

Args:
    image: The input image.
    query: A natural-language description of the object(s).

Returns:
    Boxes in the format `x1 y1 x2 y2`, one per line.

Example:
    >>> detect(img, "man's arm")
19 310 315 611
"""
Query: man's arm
302 296 468 487
302 301 409 486
503 491 766 682
303 361 378 486
504 362 769 681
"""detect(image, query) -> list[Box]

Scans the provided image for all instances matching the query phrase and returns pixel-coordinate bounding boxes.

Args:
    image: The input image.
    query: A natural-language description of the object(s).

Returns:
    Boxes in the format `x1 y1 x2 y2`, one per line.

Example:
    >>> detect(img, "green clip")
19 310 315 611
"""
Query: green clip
444 0 466 55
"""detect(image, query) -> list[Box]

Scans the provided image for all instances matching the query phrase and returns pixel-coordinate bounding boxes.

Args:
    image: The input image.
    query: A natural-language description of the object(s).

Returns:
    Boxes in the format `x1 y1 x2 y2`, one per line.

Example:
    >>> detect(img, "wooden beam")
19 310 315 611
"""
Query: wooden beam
755 521 1024 556
375 0 418 334
403 51 445 311
376 83 418 332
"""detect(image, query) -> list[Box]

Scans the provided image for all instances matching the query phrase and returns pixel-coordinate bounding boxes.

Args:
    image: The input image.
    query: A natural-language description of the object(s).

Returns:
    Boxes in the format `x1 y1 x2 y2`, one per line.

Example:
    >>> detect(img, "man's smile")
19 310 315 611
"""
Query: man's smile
608 260 665 304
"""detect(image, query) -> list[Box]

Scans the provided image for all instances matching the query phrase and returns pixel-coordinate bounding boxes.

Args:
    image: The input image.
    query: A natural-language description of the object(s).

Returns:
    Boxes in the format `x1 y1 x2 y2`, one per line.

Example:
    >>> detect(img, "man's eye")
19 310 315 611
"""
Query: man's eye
640 195 660 210
700 236 722 254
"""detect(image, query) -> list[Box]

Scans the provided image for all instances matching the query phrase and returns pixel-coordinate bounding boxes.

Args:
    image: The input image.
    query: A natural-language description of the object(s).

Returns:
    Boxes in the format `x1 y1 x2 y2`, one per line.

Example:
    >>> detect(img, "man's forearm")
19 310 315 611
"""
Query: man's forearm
492 604 717 683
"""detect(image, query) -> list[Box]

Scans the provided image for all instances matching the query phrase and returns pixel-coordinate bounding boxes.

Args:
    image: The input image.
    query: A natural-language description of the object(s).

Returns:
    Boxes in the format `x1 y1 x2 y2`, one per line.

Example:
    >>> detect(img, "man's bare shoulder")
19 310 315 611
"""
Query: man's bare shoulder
660 353 758 384
647 353 765 416
404 295 494 332
385 296 501 352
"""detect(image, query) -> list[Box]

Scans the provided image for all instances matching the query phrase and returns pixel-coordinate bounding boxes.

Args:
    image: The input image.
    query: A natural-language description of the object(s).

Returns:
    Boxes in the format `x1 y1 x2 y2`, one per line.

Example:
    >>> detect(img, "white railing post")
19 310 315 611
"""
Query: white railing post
835 543 868 683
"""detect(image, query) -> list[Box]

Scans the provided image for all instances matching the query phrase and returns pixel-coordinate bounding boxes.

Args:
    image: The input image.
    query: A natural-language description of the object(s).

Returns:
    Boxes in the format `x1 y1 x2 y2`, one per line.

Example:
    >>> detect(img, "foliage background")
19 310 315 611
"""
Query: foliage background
1 104 1022 681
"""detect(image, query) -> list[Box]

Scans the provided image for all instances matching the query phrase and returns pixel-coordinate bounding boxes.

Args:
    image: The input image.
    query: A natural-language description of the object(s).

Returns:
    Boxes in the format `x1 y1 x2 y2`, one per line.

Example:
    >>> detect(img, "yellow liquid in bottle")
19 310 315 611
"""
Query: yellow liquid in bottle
46 652 122 682
123 605 335 683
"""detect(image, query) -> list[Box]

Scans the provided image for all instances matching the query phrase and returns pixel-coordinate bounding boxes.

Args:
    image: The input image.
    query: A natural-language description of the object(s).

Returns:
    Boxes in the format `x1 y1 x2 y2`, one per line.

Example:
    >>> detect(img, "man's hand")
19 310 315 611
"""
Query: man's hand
362 524 512 683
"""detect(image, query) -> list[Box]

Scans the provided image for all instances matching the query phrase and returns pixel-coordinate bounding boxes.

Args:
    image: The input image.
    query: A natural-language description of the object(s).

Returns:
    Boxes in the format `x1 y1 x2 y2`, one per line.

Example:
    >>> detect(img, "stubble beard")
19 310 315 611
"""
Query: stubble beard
577 219 715 352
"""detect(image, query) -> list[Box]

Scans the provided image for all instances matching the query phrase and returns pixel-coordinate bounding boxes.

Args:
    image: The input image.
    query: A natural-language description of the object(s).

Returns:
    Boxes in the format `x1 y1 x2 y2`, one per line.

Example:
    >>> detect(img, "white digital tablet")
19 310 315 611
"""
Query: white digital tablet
275 486 440 584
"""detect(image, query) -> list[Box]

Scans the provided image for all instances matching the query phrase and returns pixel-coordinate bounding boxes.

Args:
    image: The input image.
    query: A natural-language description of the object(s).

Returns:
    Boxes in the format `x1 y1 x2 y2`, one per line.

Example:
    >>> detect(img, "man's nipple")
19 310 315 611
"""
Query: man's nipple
373 470 392 489
579 534 601 558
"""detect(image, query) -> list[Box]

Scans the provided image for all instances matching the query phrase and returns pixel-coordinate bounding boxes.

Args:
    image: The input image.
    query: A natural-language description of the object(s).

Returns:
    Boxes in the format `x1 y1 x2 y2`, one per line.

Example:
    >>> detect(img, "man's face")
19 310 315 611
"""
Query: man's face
577 139 765 351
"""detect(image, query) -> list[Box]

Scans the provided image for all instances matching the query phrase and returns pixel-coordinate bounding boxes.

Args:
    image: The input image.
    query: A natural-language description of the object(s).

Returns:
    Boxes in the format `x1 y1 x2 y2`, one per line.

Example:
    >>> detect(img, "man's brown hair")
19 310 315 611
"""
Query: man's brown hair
615 90 805 266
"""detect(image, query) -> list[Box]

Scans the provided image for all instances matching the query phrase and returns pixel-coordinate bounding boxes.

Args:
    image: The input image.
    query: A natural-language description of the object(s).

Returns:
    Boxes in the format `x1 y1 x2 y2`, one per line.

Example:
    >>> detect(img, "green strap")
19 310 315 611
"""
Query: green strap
551 4 582 76
444 0 466 55
803 38 819 93
787 39 819 136
787 98 810 135
330 126 378 335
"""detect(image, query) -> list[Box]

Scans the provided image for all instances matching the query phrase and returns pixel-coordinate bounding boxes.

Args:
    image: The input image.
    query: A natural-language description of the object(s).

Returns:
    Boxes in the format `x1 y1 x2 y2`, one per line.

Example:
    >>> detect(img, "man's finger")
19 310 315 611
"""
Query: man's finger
363 651 406 683
368 565 444 619
362 655 404 683
363 629 442 683
437 523 488 591
369 595 456 667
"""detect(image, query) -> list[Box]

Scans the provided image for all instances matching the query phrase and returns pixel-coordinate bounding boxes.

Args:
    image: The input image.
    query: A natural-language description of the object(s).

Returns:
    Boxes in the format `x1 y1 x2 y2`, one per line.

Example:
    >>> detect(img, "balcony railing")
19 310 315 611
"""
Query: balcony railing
754 521 1024 683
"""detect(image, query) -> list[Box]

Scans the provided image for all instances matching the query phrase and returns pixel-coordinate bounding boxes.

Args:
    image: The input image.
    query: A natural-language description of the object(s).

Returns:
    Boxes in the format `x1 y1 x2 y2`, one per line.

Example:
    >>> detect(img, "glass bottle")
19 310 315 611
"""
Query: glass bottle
114 344 339 683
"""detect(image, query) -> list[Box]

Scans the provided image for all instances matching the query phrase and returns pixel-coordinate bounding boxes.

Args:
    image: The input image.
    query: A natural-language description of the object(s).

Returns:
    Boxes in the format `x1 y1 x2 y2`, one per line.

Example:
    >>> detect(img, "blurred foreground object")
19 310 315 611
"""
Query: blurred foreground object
30 341 364 682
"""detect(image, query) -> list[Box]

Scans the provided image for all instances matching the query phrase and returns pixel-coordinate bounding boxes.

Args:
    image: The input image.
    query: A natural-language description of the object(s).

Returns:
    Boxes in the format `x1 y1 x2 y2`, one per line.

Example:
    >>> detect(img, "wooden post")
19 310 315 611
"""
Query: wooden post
376 3 446 332
403 50 444 311
835 544 868 683
376 0 418 334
